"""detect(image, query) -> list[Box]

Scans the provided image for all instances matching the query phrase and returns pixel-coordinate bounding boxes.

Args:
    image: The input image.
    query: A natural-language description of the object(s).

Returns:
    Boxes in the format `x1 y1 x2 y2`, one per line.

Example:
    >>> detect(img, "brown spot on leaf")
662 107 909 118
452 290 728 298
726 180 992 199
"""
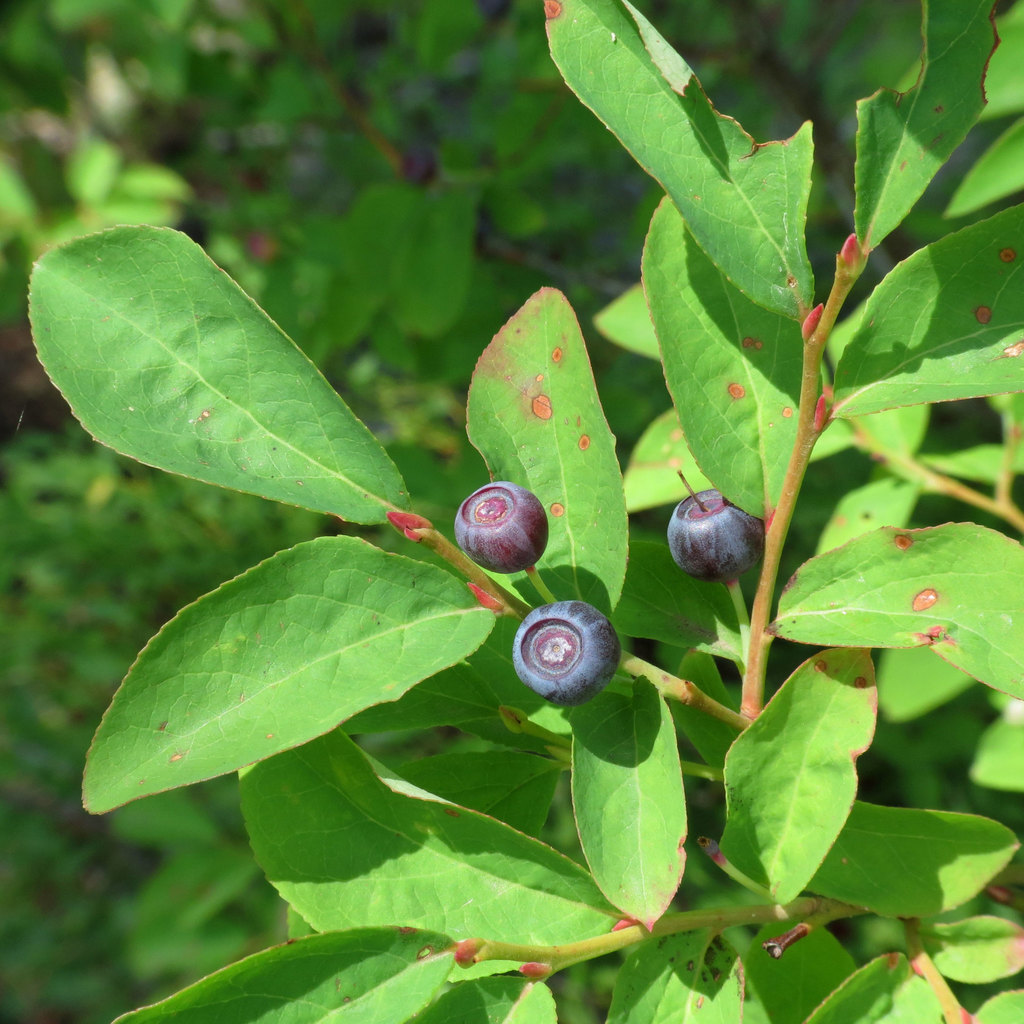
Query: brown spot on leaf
552 346 563 362
728 382 746 399
975 306 992 324
266 733 274 739
544 0 561 17
579 434 590 450
157 721 167 731
814 659 827 672
170 752 184 762
742 336 763 350
535 373 543 382
550 502 565 517
532 394 553 419
894 534 913 550
782 406 793 418
416 945 435 959
1000 248 1017 263
934 105 944 113
443 808 460 817
913 588 938 611
1003 340 1024 358
854 677 868 688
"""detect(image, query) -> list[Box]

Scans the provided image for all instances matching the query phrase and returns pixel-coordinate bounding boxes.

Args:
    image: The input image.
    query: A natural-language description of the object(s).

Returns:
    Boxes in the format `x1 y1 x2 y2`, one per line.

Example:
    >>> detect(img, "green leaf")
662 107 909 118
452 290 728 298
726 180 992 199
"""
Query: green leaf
571 682 686 927
607 931 742 1024
772 523 1024 698
593 283 660 360
241 730 618 942
397 750 561 836
854 404 930 458
978 990 1024 1024
946 116 1024 218
613 540 743 664
29 226 407 521
643 198 802 516
112 928 454 1024
466 288 628 613
833 206 1024 419
921 443 1024 484
816 476 920 555
547 0 814 318
981 2 1024 120
744 924 856 1024
415 977 557 1024
669 651 738 768
853 0 996 249
804 954 942 1024
622 409 712 515
83 536 494 812
971 713 1024 790
808 801 1018 916
877 646 974 722
921 915 1024 983
721 649 877 904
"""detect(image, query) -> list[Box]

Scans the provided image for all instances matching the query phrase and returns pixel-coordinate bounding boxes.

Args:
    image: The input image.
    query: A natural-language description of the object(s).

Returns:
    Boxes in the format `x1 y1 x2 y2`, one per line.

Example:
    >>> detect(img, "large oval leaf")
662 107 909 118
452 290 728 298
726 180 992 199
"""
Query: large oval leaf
84 536 494 812
29 226 407 521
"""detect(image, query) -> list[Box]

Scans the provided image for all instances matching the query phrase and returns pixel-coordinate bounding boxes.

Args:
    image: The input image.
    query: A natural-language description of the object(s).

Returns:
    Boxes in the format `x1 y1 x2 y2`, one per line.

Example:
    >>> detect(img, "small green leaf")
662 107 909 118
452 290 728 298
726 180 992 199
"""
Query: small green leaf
571 682 686 927
809 802 1018 917
721 649 877 904
772 523 1024 698
397 750 561 836
607 931 742 1024
112 928 454 1024
946 116 1024 218
921 443 1024 484
622 409 712 515
971 713 1024 791
415 977 557 1024
977 990 1024 1024
241 730 618 942
84 536 494 812
744 924 856 1024
594 283 660 360
804 954 942 1024
669 652 738 769
29 226 407 521
834 206 1024 418
466 288 628 613
853 0 996 249
921 915 1024 983
613 541 743 664
877 646 974 722
643 198 802 516
547 0 814 318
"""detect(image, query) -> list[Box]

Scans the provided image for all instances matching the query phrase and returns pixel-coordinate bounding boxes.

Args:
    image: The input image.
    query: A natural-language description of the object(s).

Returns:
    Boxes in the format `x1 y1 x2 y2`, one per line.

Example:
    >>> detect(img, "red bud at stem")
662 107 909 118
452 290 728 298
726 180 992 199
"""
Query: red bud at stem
813 394 828 433
467 582 504 613
519 962 552 979
801 303 824 342
386 510 433 541
840 233 860 268
454 938 481 966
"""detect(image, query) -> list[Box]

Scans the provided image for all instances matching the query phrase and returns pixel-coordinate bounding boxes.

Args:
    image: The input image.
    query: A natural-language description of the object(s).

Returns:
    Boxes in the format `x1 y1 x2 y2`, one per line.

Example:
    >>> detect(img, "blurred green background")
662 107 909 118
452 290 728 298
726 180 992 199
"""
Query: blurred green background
3 1 1023 1022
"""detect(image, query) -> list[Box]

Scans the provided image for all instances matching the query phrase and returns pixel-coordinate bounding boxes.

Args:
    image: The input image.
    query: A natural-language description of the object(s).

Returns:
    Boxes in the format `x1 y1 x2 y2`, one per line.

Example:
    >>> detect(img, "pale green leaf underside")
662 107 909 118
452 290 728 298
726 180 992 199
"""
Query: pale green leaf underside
854 0 996 249
467 287 628 613
241 731 618 944
84 536 494 812
643 198 802 516
772 523 1024 697
835 204 1024 418
547 0 813 318
721 649 877 905
29 225 407 521
113 928 453 1024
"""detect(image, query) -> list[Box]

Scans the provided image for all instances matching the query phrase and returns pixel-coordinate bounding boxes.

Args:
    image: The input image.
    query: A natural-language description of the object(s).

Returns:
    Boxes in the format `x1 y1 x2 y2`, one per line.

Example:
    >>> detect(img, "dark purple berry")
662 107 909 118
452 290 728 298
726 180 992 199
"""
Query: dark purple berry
667 489 764 583
455 482 548 574
513 601 620 706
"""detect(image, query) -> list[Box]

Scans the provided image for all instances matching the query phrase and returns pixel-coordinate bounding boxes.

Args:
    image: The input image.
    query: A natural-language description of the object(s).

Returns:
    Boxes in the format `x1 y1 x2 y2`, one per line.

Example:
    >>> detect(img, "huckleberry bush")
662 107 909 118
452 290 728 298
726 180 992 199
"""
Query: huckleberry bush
27 1 1024 1021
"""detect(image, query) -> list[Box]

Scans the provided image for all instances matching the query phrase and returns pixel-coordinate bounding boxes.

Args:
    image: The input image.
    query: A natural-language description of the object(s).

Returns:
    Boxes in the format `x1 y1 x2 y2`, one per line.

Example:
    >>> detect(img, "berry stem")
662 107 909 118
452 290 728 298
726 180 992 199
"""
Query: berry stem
621 653 749 731
741 240 865 719
679 760 724 782
525 565 559 604
498 705 571 751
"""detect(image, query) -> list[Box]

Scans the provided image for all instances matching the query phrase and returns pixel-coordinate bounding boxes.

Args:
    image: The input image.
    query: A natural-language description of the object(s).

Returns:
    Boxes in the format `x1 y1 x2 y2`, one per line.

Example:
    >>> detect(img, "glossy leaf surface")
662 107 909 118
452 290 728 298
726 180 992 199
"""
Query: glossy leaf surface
834 206 1024 418
805 954 942 1024
772 524 1024 698
547 0 813 318
84 536 494 812
571 682 686 927
29 226 407 520
241 730 617 942
721 649 877 904
467 288 627 613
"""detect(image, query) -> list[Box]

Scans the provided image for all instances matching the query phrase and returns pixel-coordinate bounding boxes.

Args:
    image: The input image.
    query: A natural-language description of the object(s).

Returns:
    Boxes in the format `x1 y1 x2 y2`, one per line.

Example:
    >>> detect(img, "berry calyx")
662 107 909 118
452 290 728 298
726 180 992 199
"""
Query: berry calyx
667 489 764 583
513 600 620 706
455 482 548 574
